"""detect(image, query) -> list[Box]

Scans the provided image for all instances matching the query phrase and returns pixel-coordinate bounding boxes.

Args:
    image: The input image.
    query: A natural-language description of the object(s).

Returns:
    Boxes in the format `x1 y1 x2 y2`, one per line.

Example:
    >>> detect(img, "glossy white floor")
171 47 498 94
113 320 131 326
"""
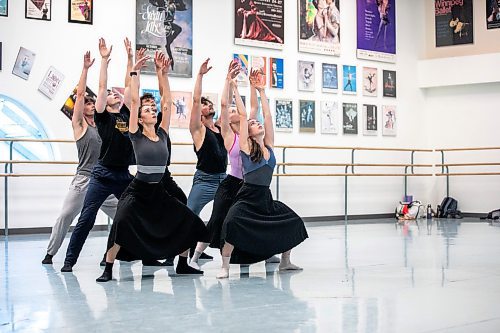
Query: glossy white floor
1 219 500 332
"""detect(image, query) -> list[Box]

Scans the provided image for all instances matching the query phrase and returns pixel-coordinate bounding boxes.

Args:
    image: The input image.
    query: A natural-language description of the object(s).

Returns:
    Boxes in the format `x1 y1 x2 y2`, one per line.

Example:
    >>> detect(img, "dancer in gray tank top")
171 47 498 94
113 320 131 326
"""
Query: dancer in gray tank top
42 51 118 264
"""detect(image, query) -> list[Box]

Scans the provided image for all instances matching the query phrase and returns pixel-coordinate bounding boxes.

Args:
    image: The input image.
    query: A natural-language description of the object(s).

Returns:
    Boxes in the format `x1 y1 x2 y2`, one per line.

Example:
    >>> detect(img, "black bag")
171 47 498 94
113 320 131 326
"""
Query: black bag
437 197 459 218
480 209 500 220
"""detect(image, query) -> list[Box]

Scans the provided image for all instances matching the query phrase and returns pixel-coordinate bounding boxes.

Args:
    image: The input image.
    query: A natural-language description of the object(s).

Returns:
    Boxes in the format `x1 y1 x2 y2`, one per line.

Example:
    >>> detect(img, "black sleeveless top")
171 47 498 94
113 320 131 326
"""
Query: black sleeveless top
194 125 227 174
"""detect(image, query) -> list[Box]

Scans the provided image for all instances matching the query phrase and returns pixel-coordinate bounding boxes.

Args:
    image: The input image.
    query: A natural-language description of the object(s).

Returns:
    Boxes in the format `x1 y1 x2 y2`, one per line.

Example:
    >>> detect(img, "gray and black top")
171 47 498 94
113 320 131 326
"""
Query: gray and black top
129 127 169 183
76 124 102 177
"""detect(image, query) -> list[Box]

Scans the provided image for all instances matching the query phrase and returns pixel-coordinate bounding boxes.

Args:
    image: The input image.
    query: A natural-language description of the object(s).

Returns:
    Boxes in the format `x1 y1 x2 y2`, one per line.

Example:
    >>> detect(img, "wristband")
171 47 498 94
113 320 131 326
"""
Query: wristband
129 71 138 77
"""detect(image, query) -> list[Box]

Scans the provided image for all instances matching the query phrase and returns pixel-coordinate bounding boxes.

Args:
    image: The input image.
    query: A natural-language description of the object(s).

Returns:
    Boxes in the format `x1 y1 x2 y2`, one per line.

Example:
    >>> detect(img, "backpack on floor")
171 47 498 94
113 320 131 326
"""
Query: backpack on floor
480 209 500 220
396 201 422 219
437 197 459 218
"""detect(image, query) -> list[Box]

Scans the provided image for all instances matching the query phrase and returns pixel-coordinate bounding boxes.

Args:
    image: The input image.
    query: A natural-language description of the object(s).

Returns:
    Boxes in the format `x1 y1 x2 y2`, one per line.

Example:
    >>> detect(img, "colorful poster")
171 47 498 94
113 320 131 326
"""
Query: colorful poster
487 0 500 29
275 99 293 132
0 0 7 16
321 101 338 134
269 58 284 89
38 66 64 100
141 88 161 109
382 69 396 98
435 0 473 47
298 60 315 92
233 54 249 87
136 0 193 77
234 0 284 49
69 0 93 25
170 91 191 128
342 65 357 95
25 0 51 20
251 56 267 87
298 0 340 56
60 86 96 120
362 67 377 97
12 47 36 80
363 104 378 136
382 105 396 136
342 103 358 135
356 0 396 63
322 63 338 93
299 100 315 132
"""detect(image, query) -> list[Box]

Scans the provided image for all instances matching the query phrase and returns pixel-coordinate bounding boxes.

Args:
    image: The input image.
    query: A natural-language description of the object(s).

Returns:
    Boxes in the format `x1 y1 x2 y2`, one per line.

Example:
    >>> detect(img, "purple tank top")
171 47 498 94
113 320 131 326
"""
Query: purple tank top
228 134 243 179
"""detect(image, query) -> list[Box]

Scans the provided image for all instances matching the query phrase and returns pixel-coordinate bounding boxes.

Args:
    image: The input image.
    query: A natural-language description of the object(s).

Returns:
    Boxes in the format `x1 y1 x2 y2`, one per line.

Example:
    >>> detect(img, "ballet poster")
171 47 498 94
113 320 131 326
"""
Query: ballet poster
234 0 284 50
321 101 338 134
298 61 315 92
342 103 358 135
435 0 473 46
251 55 267 87
269 58 284 89
38 66 65 100
363 104 378 136
136 0 193 78
298 0 340 56
275 99 293 132
322 63 338 93
170 91 191 128
12 47 36 80
486 0 500 29
382 105 396 136
299 100 315 133
233 54 249 87
342 65 357 95
362 67 377 97
0 0 7 16
25 0 51 20
356 0 396 63
68 0 93 25
382 69 396 98
60 86 96 120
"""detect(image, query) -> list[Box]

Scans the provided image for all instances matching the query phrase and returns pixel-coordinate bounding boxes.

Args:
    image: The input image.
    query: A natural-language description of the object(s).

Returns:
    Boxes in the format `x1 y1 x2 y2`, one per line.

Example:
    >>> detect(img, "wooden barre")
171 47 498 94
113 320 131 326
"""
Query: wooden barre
435 172 500 176
274 145 432 152
278 162 433 167
435 163 500 167
435 147 500 152
0 173 433 178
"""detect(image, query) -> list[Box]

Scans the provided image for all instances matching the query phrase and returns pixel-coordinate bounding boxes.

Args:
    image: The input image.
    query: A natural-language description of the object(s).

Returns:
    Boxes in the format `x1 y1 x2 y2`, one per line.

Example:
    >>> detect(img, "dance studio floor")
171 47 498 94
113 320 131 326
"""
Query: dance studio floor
1 218 500 332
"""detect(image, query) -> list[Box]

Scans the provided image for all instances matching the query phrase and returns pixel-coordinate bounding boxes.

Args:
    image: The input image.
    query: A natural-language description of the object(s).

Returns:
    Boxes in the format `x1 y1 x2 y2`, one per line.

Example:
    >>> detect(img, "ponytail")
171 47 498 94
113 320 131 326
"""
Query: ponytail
249 137 263 163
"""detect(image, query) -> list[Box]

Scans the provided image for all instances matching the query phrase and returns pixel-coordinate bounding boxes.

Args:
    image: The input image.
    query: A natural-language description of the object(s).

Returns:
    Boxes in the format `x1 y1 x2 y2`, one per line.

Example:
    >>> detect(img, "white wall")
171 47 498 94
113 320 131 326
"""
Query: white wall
0 0 446 230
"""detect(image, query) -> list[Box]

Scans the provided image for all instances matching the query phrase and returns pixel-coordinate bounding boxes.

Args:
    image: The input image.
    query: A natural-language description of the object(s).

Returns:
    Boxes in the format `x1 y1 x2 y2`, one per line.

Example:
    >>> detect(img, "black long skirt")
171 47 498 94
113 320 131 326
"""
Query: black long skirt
108 178 208 261
221 183 308 264
206 175 244 249
160 168 187 204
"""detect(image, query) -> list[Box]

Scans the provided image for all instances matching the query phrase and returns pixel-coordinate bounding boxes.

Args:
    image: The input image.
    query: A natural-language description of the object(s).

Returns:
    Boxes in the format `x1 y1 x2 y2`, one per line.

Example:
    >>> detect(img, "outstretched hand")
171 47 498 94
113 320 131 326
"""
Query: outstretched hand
124 37 133 59
198 58 213 76
133 55 151 72
162 58 172 75
98 38 113 59
249 68 265 91
83 51 95 69
136 47 146 62
226 60 240 80
154 51 165 70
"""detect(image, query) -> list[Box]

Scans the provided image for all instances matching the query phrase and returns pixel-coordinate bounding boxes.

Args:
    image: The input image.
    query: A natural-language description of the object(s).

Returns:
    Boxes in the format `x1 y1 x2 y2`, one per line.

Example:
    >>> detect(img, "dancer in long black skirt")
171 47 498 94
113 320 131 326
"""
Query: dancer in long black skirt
97 55 207 282
217 70 308 279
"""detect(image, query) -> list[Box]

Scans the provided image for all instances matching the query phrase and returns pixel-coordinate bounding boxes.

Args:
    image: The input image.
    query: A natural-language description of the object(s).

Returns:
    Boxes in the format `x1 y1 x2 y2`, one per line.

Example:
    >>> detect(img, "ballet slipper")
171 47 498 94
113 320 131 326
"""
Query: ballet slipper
216 256 230 279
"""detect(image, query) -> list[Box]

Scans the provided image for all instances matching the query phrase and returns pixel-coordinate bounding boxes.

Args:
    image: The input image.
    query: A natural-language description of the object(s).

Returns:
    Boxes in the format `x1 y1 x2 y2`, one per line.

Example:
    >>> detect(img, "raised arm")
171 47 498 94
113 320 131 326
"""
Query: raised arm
249 68 260 120
159 56 173 133
95 38 113 113
154 51 166 97
250 70 274 148
221 60 240 149
72 51 95 138
235 81 250 155
129 56 151 134
190 58 212 135
122 38 134 110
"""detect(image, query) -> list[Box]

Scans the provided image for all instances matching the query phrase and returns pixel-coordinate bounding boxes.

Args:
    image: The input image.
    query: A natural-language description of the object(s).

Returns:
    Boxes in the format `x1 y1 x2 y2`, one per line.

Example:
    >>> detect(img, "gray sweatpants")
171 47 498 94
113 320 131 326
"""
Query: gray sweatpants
46 173 118 256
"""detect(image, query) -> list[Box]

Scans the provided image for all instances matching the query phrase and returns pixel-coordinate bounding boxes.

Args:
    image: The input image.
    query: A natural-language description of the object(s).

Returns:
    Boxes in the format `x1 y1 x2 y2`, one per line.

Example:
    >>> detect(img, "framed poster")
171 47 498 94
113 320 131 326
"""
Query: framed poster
251 55 267 87
362 104 378 136
382 105 396 136
435 0 473 47
69 0 93 24
382 70 396 98
298 60 315 92
170 91 192 128
362 67 377 97
299 100 315 133
321 101 338 134
275 99 293 132
0 0 8 17
342 65 357 95
298 0 340 56
234 0 284 49
269 57 284 89
25 0 51 21
342 103 358 135
486 0 500 29
356 0 396 63
12 47 36 80
60 86 96 120
233 54 249 87
38 66 65 99
322 63 338 93
136 0 193 78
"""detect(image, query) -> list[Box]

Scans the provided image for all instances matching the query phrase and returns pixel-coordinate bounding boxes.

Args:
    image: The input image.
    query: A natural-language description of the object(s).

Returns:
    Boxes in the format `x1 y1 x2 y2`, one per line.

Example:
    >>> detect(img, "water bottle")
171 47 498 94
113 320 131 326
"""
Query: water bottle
426 204 432 220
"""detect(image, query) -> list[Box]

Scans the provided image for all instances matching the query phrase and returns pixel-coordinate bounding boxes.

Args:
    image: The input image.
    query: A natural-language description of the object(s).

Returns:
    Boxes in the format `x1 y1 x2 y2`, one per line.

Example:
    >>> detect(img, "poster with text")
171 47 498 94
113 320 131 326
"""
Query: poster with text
60 86 96 120
141 88 161 109
298 60 315 92
235 0 284 49
321 101 338 134
275 99 293 132
382 105 396 136
25 0 51 20
382 69 396 98
251 56 267 87
435 0 473 47
12 47 36 80
269 57 284 89
322 63 338 93
170 91 191 128
233 54 249 86
299 100 315 132
363 104 378 136
362 67 377 97
342 65 357 95
356 0 396 63
136 0 193 77
69 0 93 24
38 66 64 99
298 0 340 56
487 0 500 29
342 102 358 135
